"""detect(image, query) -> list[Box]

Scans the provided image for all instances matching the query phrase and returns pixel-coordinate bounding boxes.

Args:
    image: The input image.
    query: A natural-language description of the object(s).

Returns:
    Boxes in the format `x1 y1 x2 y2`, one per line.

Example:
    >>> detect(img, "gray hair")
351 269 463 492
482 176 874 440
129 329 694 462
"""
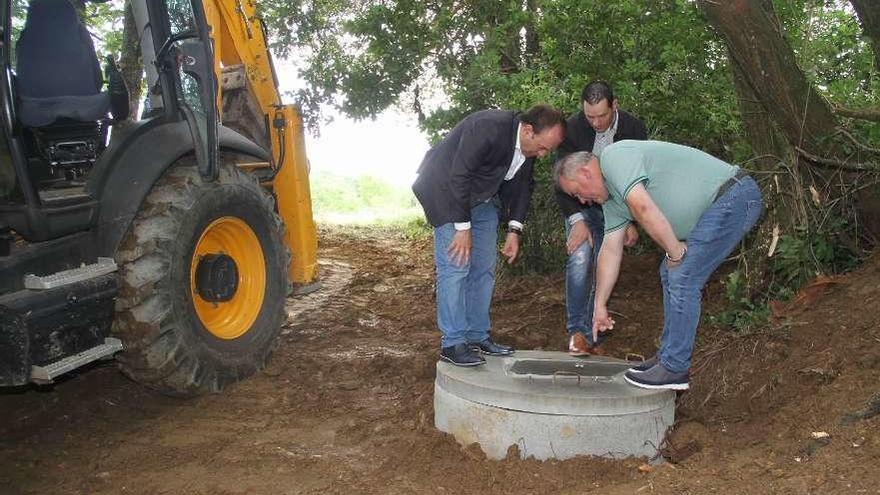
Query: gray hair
553 151 597 186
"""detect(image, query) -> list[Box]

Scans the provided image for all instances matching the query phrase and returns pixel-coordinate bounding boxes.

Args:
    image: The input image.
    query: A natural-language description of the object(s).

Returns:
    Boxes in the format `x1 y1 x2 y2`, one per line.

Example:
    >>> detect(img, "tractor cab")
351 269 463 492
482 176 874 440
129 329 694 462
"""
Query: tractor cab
2 0 129 246
0 0 220 247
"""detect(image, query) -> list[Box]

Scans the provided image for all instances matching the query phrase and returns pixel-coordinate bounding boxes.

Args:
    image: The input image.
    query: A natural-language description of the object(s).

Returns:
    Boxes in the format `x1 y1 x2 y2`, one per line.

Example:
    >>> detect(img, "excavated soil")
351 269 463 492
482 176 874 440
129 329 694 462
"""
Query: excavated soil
1 225 878 494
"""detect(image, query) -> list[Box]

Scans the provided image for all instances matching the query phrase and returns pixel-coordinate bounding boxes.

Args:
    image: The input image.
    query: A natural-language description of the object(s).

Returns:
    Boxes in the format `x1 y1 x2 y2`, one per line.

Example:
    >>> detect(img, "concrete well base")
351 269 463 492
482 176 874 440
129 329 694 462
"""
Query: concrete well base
434 351 675 460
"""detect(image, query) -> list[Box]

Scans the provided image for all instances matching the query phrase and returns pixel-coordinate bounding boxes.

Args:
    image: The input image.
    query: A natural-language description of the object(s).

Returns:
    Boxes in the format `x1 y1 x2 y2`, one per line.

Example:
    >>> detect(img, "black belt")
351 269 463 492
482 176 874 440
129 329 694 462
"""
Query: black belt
714 168 749 202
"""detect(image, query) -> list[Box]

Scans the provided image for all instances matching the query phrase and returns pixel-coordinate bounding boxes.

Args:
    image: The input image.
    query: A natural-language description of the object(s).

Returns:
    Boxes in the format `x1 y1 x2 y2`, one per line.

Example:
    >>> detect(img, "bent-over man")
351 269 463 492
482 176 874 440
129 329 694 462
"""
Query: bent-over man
413 105 566 367
554 140 763 389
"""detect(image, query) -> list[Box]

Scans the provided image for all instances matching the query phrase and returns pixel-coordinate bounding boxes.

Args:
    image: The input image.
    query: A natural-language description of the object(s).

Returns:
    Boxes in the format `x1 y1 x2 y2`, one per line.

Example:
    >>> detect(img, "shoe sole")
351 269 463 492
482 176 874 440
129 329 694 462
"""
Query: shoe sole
440 355 486 367
624 374 689 390
469 346 515 357
569 350 590 357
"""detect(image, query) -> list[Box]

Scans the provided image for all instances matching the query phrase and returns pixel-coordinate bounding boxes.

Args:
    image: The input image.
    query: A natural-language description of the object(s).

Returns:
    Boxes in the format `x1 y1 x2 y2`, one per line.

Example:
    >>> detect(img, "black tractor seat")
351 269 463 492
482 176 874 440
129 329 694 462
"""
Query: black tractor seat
14 0 128 180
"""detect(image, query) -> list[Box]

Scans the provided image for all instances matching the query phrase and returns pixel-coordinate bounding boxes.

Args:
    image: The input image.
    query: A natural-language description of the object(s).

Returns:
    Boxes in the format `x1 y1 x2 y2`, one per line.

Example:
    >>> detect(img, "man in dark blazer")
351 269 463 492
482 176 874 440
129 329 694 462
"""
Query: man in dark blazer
555 81 648 357
413 105 566 366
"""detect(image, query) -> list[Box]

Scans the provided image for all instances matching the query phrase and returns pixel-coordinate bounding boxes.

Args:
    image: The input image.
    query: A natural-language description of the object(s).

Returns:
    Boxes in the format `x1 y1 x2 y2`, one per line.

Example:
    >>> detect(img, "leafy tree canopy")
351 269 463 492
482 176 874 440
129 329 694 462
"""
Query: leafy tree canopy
260 0 875 156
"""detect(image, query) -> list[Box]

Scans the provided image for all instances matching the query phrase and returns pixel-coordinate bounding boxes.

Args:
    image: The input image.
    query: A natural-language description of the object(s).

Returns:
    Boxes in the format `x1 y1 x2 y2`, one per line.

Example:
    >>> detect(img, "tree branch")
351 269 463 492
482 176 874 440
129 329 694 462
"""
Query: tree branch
833 106 880 122
836 128 880 155
796 147 880 172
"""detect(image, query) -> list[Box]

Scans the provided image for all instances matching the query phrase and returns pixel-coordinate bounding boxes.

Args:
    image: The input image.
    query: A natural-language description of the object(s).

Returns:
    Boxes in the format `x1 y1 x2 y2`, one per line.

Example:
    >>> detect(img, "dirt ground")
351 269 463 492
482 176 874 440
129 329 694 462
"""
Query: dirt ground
1 225 879 494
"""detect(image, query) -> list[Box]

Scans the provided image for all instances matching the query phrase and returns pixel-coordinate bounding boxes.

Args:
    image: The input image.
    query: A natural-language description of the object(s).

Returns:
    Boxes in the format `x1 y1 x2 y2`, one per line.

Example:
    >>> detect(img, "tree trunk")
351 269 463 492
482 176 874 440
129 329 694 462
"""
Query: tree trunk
729 51 809 297
697 0 838 158
850 0 880 71
730 60 792 170
119 1 143 122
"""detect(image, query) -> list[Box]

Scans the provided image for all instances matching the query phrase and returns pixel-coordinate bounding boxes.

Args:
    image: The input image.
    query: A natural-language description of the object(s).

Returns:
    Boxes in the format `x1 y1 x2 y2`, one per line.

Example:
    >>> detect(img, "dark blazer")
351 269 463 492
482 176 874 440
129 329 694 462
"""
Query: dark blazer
554 109 647 218
412 110 534 227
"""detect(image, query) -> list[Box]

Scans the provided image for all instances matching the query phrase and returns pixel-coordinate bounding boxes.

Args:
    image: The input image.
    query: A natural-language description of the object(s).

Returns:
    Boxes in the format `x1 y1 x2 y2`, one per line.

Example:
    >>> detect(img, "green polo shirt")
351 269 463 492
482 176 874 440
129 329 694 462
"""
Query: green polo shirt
600 140 737 240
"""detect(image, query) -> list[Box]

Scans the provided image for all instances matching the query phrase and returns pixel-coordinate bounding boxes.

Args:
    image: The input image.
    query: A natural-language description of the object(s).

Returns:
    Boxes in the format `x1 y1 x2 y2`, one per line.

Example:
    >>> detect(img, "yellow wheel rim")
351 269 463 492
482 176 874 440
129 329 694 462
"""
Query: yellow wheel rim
190 217 266 340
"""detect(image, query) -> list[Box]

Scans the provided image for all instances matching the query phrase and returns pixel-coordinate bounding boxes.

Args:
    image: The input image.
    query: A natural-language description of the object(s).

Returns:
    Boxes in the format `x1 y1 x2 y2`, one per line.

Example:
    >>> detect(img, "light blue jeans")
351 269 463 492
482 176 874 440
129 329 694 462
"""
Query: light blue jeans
658 176 763 373
564 205 605 345
433 202 498 348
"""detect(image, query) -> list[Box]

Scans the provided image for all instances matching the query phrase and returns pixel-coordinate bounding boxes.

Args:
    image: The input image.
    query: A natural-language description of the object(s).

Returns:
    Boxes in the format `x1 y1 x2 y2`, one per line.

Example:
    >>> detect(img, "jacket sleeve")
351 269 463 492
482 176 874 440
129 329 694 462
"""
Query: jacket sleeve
447 118 491 223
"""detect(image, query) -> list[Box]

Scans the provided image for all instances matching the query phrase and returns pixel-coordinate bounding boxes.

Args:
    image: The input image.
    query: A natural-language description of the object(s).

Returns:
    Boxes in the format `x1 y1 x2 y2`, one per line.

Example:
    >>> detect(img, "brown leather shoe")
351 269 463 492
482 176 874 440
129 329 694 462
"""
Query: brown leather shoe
588 344 607 356
568 333 590 356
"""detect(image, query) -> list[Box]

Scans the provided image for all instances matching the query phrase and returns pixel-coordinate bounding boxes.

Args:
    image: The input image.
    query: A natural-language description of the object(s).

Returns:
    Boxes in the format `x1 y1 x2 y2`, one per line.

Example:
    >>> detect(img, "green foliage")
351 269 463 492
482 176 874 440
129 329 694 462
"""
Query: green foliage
538 0 743 154
260 0 875 151
714 209 862 331
264 0 747 155
398 216 432 241
711 267 771 332
775 0 876 100
710 300 771 333
773 0 880 146
310 170 417 213
10 0 125 68
309 170 420 223
80 1 126 57
770 218 860 290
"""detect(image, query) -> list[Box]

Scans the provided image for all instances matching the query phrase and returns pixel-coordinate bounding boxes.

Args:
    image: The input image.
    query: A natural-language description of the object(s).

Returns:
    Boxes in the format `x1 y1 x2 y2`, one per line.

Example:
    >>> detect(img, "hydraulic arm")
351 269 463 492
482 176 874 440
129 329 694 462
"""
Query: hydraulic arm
205 1 318 285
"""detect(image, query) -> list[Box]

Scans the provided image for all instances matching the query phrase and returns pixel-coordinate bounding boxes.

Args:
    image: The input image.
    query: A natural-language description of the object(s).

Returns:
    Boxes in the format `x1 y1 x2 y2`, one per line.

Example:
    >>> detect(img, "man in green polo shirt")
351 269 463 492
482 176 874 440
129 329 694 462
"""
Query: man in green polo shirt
553 140 763 390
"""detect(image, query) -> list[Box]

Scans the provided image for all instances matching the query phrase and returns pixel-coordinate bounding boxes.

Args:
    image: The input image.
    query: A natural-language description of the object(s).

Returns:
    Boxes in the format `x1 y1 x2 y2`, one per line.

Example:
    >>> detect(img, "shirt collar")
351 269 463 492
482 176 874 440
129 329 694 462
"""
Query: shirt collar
597 110 619 137
515 122 523 153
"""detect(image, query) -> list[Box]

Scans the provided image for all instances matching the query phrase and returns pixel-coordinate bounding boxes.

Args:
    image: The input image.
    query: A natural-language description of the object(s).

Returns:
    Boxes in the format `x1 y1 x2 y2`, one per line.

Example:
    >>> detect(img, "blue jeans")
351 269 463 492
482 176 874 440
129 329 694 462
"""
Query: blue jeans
658 176 763 373
564 205 604 345
433 202 498 348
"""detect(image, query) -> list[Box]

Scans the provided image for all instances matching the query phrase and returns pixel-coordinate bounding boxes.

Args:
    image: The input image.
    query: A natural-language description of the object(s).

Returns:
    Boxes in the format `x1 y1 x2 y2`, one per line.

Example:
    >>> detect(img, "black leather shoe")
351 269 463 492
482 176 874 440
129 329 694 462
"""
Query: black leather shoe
440 343 486 367
469 338 515 356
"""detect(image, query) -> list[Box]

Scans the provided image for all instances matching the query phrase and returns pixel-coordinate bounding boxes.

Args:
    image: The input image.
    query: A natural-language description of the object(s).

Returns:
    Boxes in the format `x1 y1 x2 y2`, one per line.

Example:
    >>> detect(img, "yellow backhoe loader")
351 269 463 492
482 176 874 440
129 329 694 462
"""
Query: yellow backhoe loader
0 0 318 396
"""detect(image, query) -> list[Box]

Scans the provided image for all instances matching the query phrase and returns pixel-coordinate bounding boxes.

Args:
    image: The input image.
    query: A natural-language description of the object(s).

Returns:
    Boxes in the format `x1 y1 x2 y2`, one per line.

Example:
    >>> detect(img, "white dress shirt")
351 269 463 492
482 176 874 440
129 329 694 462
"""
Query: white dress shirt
454 123 525 231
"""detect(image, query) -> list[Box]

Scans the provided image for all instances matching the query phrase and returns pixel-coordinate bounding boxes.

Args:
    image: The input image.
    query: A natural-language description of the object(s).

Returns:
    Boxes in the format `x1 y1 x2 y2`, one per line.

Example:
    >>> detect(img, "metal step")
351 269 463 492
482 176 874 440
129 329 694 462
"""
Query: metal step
23 257 118 290
30 337 123 384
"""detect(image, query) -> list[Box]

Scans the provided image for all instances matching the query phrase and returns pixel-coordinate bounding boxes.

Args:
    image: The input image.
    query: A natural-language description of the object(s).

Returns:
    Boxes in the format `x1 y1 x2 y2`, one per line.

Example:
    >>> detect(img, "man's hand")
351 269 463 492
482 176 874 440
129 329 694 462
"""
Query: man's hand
447 229 472 266
623 224 639 247
566 220 592 255
592 304 615 343
501 232 520 264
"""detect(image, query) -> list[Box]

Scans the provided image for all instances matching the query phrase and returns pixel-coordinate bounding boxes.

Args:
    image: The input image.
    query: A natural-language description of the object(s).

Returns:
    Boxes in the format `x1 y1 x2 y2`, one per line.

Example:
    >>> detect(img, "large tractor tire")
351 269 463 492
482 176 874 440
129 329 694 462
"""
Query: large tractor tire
113 159 289 396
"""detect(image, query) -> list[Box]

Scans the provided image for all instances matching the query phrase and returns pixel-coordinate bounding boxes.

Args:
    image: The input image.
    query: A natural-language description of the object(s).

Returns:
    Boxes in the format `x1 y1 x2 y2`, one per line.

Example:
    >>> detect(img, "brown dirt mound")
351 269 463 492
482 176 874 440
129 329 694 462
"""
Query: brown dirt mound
0 225 877 494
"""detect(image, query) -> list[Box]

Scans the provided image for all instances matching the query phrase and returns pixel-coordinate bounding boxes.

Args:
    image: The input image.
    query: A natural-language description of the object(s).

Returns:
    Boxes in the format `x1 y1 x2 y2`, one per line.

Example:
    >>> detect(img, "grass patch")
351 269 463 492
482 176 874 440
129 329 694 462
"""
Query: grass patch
310 170 427 230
